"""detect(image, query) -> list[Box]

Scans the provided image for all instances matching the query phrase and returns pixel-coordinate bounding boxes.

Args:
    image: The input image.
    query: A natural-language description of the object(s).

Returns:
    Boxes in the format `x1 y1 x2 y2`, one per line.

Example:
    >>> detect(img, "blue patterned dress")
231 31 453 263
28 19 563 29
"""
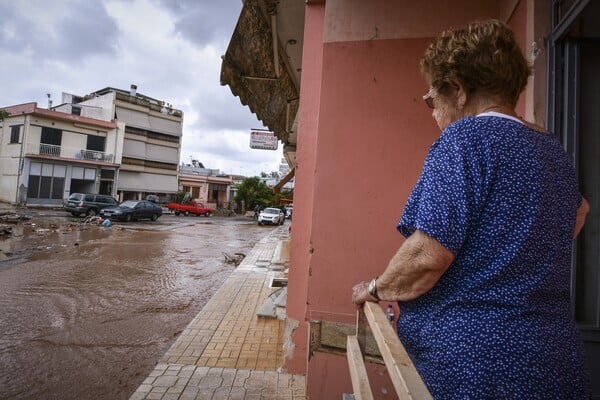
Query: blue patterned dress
397 115 591 399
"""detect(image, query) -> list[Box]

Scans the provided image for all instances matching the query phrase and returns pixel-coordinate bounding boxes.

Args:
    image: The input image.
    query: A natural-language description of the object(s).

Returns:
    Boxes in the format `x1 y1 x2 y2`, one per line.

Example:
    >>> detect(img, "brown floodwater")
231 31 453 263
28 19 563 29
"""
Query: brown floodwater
0 216 269 400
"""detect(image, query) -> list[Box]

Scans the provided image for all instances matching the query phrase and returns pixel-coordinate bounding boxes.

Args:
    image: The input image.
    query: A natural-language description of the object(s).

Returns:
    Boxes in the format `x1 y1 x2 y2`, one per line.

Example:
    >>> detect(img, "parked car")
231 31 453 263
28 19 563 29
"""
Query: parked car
99 200 163 222
167 201 212 217
285 206 293 219
63 193 119 217
257 207 285 226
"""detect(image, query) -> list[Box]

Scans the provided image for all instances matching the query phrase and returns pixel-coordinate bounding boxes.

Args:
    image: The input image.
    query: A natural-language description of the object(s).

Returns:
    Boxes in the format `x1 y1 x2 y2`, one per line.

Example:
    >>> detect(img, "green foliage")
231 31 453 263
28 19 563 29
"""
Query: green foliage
0 109 9 121
173 191 187 203
234 177 276 209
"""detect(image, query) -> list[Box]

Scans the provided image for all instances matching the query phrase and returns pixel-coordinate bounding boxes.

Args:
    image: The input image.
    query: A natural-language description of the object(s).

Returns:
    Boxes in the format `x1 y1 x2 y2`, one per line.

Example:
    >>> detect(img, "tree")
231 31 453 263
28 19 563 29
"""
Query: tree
0 109 9 121
234 177 276 210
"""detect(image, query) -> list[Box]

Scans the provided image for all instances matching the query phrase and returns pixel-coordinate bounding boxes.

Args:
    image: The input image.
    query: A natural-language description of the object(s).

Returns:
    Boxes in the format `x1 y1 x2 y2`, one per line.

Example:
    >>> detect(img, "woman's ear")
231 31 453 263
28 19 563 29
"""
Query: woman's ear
453 81 468 110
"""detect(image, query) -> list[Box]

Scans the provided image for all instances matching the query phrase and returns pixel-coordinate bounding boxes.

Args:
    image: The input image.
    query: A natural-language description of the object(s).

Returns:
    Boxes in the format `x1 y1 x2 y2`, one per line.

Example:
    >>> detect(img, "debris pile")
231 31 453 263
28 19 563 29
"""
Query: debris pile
222 252 246 266
0 211 31 236
0 225 12 236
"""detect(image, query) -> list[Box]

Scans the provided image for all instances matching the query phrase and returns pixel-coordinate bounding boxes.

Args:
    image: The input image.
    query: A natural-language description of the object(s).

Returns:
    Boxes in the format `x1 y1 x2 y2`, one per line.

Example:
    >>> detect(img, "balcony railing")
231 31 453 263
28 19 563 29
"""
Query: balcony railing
26 143 114 163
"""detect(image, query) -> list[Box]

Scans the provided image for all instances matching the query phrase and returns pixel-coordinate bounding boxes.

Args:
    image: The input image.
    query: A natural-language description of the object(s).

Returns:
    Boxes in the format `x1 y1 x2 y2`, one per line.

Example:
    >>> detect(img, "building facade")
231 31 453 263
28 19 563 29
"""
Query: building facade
0 102 119 206
71 85 183 202
178 164 232 209
222 1 600 398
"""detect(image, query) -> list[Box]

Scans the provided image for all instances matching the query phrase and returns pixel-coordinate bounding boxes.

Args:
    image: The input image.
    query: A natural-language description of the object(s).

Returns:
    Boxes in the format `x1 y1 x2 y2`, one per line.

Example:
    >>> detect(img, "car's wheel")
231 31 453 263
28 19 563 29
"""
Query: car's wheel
174 211 180 216
86 208 98 216
151 214 158 221
71 212 81 217
125 214 132 222
258 221 263 226
204 212 211 217
184 211 190 216
279 219 284 225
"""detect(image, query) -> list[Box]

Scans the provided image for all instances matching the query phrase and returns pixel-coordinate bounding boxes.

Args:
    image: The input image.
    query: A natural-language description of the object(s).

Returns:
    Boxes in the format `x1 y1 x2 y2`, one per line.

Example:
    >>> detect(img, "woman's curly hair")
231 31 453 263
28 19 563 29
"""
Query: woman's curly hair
420 19 531 106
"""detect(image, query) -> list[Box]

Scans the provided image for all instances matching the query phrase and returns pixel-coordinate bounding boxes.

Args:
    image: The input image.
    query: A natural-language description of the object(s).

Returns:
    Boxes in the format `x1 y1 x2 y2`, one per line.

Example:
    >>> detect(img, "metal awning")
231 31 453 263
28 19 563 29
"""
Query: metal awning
220 0 300 144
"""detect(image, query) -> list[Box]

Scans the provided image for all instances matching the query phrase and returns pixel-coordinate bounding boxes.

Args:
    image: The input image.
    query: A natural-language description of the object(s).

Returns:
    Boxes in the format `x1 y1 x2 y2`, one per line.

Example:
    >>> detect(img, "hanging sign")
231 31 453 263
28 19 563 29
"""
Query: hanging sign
249 130 278 150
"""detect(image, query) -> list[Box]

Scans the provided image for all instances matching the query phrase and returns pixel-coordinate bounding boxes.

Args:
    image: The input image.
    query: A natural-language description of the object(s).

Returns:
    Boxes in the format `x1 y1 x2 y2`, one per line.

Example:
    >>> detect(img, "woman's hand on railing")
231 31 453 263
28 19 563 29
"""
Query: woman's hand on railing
352 281 378 308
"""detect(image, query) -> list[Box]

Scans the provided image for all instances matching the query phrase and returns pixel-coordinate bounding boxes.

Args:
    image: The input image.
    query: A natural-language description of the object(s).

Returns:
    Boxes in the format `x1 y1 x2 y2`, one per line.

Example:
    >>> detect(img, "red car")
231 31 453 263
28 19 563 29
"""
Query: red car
167 201 212 217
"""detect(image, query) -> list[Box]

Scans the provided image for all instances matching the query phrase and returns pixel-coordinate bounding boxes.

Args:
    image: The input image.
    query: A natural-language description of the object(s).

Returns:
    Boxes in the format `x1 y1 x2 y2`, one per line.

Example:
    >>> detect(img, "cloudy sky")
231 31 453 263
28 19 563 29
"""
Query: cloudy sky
0 0 283 177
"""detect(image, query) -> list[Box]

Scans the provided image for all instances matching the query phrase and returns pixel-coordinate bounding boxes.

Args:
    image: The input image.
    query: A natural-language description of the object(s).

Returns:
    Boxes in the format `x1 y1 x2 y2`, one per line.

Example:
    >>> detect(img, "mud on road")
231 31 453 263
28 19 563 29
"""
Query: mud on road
0 211 271 400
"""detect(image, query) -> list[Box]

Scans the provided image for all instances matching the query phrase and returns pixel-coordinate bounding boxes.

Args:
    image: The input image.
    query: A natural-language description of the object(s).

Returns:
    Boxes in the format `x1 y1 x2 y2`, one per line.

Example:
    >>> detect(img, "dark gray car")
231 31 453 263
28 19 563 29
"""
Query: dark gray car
63 193 119 217
99 200 162 222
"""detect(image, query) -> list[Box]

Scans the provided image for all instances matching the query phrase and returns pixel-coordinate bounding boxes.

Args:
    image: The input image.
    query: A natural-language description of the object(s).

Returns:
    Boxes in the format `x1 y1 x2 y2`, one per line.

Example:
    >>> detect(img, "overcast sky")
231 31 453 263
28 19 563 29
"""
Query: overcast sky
0 0 284 177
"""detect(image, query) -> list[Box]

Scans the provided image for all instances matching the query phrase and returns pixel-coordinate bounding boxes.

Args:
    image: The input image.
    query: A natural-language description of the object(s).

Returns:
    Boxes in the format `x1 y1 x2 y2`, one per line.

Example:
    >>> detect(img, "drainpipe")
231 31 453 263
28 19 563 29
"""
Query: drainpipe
112 126 119 197
15 115 30 205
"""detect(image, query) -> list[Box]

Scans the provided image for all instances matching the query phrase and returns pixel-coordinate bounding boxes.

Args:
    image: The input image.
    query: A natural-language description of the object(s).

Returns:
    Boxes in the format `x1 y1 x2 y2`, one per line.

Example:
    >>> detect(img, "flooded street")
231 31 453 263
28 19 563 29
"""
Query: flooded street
0 214 269 400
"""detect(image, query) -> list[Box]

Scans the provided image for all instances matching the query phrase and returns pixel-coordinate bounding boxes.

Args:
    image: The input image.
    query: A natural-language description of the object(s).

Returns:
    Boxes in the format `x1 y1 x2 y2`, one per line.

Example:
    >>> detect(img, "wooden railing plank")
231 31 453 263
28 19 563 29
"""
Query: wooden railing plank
346 335 375 400
363 302 432 400
357 306 368 356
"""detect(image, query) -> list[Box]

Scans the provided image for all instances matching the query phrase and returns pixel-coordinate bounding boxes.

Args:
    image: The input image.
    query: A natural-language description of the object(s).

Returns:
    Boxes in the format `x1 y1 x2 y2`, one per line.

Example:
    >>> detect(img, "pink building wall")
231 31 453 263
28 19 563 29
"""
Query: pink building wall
284 2 325 375
286 1 533 398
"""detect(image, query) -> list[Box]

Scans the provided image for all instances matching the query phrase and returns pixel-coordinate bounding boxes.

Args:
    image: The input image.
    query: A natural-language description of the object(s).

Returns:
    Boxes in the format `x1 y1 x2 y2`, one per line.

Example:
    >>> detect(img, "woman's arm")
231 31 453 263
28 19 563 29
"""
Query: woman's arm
352 229 455 305
574 197 590 239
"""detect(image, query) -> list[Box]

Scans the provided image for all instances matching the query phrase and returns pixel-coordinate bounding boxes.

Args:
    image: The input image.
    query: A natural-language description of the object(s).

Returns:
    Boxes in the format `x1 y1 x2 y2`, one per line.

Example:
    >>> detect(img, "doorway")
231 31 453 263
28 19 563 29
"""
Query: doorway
548 1 600 397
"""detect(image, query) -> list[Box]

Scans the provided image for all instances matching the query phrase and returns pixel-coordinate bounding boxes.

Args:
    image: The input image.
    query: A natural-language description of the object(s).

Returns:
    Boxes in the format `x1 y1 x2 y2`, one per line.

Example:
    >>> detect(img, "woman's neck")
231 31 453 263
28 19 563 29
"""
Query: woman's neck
464 94 517 118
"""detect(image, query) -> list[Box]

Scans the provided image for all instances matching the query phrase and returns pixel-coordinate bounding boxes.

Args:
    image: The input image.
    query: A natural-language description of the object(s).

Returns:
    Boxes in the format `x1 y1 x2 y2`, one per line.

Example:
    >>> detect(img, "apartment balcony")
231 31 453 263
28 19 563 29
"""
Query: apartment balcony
25 143 115 163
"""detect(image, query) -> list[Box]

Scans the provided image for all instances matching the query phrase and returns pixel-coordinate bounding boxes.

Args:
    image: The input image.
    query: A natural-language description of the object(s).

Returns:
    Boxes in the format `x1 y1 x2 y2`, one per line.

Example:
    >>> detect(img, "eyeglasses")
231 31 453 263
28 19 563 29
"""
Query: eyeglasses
422 87 438 109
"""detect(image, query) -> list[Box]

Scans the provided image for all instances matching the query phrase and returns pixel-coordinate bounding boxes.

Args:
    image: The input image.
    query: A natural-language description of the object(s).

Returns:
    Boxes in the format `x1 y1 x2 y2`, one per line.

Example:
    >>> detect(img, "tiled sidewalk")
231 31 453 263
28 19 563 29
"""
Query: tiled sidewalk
129 225 306 400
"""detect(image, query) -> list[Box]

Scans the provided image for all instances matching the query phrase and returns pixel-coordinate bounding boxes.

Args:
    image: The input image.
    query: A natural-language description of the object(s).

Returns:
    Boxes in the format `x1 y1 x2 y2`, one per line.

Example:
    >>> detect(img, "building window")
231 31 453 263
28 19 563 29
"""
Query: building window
10 125 21 144
71 106 81 116
86 135 105 151
40 126 62 145
26 162 65 199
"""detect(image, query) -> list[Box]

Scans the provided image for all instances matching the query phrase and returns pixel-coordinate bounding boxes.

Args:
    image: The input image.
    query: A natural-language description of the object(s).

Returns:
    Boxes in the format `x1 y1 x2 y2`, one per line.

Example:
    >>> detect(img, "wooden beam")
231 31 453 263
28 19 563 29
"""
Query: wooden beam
346 335 374 400
356 307 367 356
363 302 432 400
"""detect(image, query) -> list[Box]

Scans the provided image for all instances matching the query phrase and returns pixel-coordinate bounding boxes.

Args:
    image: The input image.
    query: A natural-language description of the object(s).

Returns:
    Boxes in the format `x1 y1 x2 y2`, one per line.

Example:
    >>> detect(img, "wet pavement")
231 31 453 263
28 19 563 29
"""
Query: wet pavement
0 207 272 400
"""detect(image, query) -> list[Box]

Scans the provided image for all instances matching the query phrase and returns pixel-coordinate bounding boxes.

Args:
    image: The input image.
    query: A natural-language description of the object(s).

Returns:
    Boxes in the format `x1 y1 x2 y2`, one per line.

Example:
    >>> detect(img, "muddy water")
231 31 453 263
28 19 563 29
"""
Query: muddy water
0 217 268 400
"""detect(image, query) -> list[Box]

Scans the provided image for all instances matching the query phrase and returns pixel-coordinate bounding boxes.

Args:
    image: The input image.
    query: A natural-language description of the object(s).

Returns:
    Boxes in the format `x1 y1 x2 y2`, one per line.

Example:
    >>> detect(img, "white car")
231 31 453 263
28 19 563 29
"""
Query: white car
257 207 285 226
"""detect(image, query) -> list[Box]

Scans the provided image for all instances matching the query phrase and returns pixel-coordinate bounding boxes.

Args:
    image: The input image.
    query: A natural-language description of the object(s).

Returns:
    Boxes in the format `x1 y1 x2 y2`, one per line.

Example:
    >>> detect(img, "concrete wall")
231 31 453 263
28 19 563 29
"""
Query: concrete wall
286 1 534 398
0 115 26 203
78 93 115 121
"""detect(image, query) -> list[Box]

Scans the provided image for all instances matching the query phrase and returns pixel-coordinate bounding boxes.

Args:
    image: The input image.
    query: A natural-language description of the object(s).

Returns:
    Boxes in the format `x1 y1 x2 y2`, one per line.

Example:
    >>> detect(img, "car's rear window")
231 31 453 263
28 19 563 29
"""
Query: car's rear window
68 194 82 201
97 196 116 204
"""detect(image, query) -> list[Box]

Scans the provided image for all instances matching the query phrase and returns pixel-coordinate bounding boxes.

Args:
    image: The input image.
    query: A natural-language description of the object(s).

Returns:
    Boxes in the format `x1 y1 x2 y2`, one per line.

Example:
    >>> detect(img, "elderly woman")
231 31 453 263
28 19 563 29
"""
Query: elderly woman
352 19 591 398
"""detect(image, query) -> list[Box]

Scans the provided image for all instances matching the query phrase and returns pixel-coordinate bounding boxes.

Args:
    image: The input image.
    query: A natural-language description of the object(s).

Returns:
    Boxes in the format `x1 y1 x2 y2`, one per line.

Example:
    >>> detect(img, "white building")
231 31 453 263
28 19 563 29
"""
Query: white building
0 85 184 205
60 85 183 201
0 102 119 206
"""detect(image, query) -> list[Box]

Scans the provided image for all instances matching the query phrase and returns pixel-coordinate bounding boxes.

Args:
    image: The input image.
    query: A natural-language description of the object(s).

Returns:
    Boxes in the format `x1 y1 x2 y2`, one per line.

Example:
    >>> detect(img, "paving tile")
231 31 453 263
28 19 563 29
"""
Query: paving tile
154 375 179 387
227 387 247 400
179 386 199 400
198 374 223 389
129 392 147 400
145 392 164 400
